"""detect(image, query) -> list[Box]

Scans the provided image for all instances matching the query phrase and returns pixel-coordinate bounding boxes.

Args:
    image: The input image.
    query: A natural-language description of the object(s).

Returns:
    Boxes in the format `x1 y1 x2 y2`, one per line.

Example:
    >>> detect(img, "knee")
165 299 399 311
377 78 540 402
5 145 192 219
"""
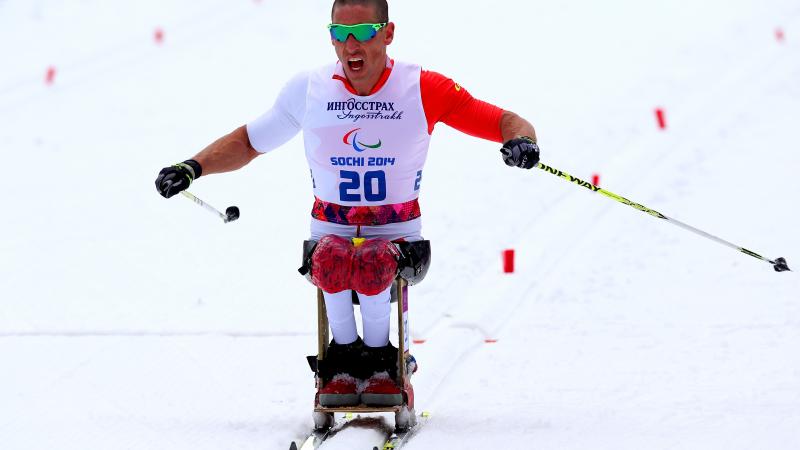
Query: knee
352 239 401 296
310 235 353 293
308 235 402 296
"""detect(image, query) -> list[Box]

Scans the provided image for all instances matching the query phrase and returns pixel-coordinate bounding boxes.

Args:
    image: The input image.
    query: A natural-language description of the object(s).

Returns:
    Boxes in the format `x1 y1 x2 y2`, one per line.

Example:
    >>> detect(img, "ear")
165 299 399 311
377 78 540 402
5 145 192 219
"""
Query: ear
384 22 395 45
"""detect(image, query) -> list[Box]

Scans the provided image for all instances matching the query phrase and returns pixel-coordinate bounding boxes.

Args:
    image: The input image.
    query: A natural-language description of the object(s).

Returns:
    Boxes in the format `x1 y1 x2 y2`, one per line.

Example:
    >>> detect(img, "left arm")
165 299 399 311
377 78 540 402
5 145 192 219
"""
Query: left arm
498 110 540 169
420 70 540 169
421 71 537 143
499 110 536 143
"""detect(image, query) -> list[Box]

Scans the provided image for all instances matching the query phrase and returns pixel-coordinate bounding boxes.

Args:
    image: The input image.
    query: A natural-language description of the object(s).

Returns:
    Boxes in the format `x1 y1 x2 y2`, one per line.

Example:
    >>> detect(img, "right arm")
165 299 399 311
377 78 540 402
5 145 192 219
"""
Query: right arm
154 125 266 198
195 68 310 175
155 72 308 198
197 70 310 175
191 125 260 176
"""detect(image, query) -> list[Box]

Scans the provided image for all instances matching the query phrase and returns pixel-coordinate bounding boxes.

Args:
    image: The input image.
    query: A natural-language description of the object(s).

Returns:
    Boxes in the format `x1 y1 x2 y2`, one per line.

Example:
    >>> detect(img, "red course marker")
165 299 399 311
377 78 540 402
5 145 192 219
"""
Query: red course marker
592 173 600 187
412 339 426 344
775 28 785 42
154 28 164 44
503 249 515 274
655 108 667 130
45 66 56 85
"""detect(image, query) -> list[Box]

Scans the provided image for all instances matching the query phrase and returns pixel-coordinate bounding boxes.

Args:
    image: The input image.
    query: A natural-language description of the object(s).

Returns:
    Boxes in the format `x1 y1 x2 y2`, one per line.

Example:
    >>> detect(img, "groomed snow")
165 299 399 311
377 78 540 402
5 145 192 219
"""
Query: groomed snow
1 1 798 449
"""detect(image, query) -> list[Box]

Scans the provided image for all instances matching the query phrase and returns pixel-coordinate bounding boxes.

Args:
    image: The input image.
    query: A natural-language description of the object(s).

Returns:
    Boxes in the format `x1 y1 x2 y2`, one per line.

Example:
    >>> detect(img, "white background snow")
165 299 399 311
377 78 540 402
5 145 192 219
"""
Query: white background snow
1 0 799 448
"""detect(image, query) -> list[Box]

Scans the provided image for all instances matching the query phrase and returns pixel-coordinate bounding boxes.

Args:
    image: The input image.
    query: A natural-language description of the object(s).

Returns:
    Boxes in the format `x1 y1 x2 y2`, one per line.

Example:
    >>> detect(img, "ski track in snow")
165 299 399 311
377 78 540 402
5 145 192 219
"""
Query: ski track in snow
2 1 799 449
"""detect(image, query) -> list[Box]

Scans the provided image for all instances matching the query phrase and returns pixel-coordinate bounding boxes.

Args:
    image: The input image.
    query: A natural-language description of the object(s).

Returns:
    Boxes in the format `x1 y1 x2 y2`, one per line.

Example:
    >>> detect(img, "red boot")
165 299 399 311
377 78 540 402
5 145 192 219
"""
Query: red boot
319 374 359 407
317 338 364 407
361 372 403 406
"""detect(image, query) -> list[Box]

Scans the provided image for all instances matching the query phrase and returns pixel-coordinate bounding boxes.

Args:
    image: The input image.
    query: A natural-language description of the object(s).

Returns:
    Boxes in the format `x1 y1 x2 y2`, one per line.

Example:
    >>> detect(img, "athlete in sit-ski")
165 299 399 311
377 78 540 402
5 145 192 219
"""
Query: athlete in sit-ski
155 0 540 407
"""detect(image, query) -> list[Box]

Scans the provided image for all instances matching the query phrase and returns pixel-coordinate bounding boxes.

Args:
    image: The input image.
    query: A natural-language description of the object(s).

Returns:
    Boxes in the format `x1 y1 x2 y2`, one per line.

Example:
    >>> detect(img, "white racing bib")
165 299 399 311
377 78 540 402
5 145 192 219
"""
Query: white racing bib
303 61 431 207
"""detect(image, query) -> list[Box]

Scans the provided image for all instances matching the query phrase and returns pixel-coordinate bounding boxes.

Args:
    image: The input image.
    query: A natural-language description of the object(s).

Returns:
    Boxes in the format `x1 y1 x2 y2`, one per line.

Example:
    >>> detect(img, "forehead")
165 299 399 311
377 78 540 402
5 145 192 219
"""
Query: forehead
332 4 380 24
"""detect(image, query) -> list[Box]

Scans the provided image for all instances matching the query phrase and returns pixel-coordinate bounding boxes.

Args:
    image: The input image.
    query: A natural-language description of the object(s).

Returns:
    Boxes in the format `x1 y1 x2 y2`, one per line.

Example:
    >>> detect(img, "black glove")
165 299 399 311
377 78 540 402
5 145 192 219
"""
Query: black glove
500 136 540 169
155 160 202 198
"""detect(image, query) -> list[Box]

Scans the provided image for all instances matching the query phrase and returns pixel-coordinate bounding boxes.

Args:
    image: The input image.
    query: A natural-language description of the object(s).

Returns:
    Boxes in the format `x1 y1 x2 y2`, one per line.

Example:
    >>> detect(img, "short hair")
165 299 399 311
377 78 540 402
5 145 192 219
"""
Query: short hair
331 0 389 23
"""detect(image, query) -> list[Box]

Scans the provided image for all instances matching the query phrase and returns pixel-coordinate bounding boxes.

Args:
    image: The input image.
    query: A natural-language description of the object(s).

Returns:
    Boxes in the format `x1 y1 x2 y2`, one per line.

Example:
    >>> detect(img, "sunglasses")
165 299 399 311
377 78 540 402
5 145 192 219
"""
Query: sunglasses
328 22 387 42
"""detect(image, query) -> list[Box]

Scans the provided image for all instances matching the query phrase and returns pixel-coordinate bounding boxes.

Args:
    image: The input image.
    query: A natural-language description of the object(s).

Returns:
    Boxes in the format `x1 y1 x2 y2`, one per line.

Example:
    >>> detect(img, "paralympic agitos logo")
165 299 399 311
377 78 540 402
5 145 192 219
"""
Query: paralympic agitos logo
343 128 381 152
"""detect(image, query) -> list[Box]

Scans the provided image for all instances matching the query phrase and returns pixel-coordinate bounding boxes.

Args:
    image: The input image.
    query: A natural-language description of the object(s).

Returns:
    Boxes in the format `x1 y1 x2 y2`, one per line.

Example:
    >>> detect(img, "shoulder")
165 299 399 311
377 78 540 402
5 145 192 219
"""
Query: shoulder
276 67 329 105
283 63 337 90
420 68 448 81
419 68 469 101
285 68 315 89
312 62 339 80
391 60 422 72
387 59 422 82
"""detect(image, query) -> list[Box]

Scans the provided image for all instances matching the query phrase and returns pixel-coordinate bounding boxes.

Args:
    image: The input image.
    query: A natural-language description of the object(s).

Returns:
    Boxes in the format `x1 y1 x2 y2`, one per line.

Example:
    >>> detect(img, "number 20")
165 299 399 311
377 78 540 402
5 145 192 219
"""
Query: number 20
339 170 387 202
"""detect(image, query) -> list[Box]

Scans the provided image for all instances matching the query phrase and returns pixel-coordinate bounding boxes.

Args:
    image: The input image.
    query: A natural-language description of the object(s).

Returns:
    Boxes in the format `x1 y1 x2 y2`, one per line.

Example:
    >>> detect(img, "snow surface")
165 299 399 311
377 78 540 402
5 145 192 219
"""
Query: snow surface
1 0 799 449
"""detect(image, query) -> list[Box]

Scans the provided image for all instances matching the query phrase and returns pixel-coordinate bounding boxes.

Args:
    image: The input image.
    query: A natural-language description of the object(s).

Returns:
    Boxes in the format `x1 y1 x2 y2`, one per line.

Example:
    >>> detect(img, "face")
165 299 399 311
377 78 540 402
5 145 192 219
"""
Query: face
331 4 395 91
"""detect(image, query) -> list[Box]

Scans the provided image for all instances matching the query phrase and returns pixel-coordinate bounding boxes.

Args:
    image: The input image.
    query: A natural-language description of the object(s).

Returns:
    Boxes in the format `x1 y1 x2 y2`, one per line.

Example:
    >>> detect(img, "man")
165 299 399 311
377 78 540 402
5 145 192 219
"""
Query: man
155 0 539 408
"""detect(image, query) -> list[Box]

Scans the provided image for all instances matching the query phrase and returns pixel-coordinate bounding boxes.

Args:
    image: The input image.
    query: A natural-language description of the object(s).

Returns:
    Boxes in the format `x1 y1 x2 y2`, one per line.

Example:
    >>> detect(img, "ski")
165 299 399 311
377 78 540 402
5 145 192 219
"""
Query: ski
290 412 360 450
289 428 332 450
373 427 417 450
373 412 429 450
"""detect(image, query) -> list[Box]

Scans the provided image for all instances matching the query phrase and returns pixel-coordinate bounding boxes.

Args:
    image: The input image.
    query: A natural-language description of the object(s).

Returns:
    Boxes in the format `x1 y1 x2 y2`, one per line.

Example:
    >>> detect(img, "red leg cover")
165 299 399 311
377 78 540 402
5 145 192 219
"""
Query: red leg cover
352 239 401 296
311 235 353 293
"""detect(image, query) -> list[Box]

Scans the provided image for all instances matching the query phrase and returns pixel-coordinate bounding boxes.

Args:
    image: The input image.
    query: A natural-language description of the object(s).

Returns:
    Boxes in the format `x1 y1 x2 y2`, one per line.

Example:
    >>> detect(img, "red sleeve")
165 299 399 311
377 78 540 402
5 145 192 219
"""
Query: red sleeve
420 70 505 143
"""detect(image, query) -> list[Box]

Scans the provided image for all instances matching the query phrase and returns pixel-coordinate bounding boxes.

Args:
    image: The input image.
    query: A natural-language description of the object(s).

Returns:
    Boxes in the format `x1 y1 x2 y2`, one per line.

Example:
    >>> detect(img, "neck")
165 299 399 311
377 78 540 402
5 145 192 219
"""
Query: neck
349 72 382 96
346 55 390 96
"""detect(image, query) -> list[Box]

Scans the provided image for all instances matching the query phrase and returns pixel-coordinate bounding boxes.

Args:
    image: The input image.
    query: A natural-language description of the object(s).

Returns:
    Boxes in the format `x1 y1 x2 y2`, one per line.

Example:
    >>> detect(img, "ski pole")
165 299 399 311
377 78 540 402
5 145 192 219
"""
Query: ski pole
180 190 240 223
535 162 790 272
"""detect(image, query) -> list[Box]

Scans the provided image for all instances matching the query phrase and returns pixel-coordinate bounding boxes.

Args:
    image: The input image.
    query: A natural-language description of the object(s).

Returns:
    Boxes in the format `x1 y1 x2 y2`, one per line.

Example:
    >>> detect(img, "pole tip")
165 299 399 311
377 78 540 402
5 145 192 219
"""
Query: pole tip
773 257 791 272
225 206 240 223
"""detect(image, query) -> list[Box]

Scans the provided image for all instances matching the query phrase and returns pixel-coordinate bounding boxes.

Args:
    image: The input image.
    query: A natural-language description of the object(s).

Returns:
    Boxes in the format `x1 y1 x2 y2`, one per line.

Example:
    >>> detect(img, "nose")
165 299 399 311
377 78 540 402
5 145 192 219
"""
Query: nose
345 34 361 51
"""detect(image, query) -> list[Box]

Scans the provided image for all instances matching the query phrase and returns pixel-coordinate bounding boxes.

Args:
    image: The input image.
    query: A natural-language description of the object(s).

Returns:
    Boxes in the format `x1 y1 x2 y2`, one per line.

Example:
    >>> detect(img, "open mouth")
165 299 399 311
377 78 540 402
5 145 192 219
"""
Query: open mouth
347 57 365 72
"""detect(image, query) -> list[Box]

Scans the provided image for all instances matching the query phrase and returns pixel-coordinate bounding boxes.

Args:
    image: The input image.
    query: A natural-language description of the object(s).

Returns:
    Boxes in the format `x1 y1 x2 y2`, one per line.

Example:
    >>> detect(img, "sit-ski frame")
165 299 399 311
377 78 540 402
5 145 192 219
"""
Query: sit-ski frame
313 277 414 416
